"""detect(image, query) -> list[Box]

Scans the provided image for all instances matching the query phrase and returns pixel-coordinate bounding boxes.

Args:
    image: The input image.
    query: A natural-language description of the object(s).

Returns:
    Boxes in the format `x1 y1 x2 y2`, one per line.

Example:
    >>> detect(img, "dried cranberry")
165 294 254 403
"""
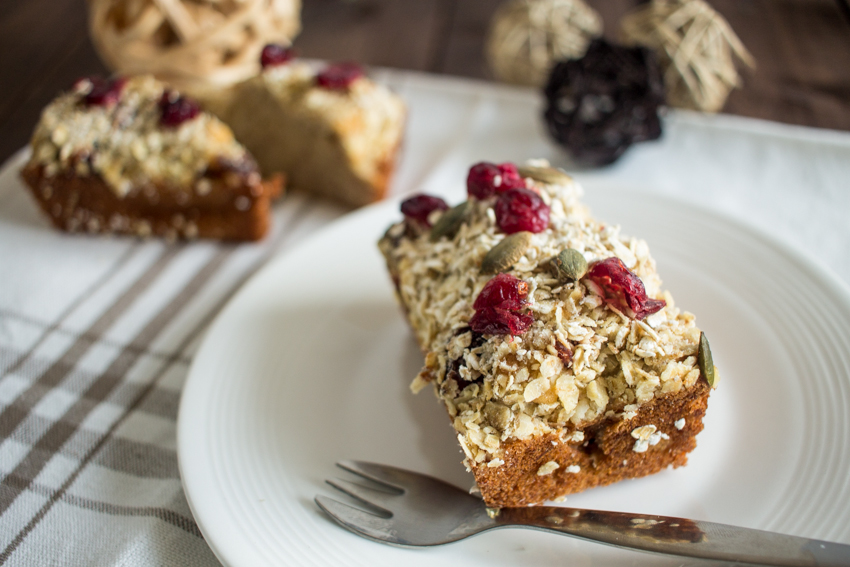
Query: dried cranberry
473 273 529 311
497 163 526 191
467 163 499 198
159 90 200 127
80 77 127 107
584 257 666 320
494 187 550 234
401 194 448 227
260 44 295 68
554 340 573 367
317 62 364 90
470 274 533 335
466 162 525 199
470 309 533 336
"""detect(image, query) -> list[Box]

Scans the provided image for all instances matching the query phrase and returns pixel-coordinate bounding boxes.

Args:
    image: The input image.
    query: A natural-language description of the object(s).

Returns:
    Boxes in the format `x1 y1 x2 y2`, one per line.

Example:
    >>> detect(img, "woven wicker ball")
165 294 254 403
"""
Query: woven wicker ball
621 0 754 112
89 0 301 94
486 0 602 87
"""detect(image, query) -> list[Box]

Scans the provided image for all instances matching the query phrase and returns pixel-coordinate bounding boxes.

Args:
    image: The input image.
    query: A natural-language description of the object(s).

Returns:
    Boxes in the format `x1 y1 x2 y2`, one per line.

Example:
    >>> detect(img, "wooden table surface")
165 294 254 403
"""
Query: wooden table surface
1 0 849 166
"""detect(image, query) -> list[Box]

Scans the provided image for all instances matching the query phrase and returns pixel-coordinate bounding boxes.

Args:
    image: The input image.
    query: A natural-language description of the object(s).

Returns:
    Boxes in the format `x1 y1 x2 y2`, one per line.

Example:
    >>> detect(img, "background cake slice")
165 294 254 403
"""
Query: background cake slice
21 75 283 241
379 160 717 508
205 47 406 208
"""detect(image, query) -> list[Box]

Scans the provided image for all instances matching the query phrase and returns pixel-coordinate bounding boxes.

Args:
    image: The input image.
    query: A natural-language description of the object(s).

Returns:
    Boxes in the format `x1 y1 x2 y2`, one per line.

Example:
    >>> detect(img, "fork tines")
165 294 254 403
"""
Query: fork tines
315 461 408 542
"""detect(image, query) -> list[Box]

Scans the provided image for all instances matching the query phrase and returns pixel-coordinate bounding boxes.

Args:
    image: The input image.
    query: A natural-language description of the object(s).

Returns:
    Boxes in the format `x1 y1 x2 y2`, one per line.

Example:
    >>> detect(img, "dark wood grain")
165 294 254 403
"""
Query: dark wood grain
1 0 849 166
712 0 850 130
434 0 500 77
0 0 108 165
296 0 452 71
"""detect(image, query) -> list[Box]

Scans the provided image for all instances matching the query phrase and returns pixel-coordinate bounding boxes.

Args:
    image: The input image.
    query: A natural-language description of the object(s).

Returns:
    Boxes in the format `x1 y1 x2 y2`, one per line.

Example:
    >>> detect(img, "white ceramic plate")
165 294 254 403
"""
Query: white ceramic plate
178 186 850 567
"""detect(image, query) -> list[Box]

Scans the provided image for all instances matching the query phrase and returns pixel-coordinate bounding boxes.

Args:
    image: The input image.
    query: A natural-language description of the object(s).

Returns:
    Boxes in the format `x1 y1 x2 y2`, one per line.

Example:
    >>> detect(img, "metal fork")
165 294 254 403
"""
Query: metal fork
315 461 850 566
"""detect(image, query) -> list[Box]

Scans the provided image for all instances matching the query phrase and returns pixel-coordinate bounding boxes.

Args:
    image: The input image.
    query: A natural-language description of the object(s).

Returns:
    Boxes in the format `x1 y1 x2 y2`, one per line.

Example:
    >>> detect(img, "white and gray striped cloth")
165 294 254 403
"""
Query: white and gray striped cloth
1 70 849 566
0 154 349 564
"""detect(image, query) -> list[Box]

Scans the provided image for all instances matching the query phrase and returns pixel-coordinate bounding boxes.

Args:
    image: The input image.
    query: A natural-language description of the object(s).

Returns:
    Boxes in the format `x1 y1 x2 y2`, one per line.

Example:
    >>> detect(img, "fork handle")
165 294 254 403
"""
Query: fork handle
497 506 850 566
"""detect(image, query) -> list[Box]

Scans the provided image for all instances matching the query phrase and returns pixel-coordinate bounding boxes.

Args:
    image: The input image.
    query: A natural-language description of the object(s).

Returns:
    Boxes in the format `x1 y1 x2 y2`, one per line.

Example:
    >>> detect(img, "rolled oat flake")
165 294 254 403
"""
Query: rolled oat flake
481 231 533 274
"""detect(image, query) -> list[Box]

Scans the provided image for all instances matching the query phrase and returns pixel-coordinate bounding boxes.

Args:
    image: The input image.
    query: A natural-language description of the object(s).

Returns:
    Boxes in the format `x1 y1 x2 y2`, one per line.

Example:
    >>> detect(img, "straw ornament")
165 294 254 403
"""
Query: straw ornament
486 0 602 87
621 0 755 112
88 0 301 95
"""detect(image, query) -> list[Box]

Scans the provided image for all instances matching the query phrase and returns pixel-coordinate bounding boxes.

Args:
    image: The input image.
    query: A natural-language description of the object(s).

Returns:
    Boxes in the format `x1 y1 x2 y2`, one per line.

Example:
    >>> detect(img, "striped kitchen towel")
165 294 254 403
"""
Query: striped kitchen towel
0 149 348 565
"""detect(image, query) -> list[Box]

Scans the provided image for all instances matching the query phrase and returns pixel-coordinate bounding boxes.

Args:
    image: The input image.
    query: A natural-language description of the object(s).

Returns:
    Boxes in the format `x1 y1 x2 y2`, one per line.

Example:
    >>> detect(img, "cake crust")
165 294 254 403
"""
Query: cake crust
471 379 709 508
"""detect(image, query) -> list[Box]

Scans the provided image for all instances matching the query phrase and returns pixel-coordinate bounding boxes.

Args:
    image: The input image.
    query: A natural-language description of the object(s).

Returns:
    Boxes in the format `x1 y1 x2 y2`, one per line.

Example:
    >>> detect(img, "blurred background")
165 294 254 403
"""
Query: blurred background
2 0 849 166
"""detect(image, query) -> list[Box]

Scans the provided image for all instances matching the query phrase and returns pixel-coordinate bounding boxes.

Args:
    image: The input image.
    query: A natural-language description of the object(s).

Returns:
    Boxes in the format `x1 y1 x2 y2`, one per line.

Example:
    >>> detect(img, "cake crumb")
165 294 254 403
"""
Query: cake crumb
537 461 560 476
674 418 686 430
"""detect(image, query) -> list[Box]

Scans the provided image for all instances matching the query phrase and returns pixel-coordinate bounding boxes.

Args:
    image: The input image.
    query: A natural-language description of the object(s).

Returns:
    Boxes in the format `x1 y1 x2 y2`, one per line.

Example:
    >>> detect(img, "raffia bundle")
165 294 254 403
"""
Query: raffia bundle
486 0 602 87
88 0 301 95
621 0 754 112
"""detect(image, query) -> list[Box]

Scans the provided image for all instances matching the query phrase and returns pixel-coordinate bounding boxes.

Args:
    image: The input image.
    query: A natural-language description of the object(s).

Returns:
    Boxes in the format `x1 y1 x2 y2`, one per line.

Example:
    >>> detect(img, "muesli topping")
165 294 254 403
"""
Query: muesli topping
381 160 702 468
30 75 246 197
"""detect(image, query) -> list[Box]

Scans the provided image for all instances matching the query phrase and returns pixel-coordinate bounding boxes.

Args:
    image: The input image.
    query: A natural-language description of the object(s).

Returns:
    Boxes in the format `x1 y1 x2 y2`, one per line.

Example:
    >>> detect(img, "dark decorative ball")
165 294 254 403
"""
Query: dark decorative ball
543 38 665 166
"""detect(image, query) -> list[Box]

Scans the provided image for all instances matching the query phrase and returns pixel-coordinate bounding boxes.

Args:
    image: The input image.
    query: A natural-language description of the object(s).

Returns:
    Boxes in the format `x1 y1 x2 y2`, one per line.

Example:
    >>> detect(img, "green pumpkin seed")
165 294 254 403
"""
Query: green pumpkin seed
518 165 572 186
551 248 588 282
481 231 532 274
430 201 470 242
698 332 716 388
483 401 513 431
